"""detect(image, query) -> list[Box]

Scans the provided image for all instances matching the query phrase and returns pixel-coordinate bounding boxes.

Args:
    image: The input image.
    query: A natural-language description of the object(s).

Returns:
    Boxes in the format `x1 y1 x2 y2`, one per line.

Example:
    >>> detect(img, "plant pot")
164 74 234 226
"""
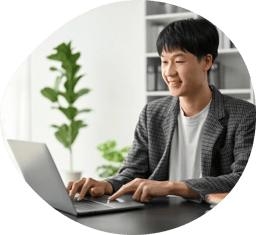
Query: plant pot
62 170 82 185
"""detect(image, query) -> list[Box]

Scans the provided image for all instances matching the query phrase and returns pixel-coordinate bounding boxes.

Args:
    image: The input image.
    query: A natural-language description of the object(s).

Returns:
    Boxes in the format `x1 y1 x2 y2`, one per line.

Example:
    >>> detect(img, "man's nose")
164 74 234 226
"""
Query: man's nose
165 64 177 77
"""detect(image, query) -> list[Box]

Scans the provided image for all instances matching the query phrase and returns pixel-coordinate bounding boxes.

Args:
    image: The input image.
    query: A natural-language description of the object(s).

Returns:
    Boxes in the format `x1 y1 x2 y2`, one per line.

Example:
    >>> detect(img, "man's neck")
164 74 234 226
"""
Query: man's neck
179 85 212 117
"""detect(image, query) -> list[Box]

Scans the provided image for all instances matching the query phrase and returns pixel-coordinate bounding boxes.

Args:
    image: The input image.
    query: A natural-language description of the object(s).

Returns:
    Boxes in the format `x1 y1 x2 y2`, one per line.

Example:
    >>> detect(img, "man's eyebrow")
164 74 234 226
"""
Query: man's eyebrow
173 53 186 57
161 53 186 58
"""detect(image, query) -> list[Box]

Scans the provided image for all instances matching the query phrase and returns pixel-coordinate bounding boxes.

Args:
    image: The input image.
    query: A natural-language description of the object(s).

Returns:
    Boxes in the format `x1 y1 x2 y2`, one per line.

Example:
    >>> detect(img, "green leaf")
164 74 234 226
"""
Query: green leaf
96 165 120 178
58 107 78 120
69 120 87 144
73 88 90 103
64 74 86 92
41 87 58 102
55 42 71 54
47 42 81 81
59 88 90 105
54 124 70 148
64 79 74 93
58 91 72 104
120 146 131 153
64 67 73 80
80 123 88 128
54 75 63 91
50 67 58 71
73 74 85 88
71 52 80 63
77 88 90 96
47 52 66 62
102 151 124 163
72 65 81 76
53 120 87 148
77 108 92 114
51 125 59 128
97 140 116 152
96 140 130 165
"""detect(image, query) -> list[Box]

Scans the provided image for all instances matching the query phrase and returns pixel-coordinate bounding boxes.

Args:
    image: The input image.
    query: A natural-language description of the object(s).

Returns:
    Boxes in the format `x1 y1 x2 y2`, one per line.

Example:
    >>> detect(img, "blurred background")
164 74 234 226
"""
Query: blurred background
1 0 253 184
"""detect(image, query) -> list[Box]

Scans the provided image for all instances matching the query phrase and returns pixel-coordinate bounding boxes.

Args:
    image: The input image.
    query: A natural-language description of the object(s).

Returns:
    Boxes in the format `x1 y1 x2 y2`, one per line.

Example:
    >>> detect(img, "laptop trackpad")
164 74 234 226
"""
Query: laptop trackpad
85 195 125 204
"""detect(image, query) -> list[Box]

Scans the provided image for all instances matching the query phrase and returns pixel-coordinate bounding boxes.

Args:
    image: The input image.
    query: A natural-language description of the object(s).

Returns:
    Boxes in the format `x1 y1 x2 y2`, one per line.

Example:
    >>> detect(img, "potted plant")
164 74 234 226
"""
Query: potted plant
41 41 91 182
96 140 131 178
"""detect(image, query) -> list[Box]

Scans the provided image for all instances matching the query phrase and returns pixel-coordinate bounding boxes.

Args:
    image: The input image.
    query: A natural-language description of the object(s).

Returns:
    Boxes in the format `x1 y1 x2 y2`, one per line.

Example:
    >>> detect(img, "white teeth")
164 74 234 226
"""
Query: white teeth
171 81 182 84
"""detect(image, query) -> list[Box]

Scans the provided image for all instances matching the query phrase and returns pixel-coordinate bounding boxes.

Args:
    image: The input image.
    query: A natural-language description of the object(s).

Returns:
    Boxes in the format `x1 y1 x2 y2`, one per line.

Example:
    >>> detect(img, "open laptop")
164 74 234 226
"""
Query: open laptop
7 139 145 216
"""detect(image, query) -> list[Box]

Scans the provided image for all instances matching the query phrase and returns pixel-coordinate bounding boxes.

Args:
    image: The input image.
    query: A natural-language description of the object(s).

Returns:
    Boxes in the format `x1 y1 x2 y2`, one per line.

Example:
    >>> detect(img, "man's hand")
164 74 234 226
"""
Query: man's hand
109 178 172 202
67 178 113 201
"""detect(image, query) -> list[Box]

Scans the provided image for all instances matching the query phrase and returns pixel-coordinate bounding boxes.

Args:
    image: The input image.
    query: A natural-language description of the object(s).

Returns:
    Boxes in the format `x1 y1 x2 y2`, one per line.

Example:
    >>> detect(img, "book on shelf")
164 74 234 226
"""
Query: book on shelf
230 40 236 49
217 28 231 49
149 24 165 52
164 3 177 13
147 65 156 91
223 34 230 48
217 28 224 49
163 3 190 14
208 62 221 89
156 65 168 91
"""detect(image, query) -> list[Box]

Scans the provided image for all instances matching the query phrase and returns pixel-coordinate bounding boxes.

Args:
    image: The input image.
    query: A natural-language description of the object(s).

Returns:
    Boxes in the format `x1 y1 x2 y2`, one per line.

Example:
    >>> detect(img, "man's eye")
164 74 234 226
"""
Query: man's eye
176 61 185 63
161 61 168 64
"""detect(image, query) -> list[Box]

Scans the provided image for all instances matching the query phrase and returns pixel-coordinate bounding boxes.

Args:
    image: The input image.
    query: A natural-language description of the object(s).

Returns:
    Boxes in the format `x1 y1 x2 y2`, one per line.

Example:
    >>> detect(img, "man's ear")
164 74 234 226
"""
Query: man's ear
203 54 213 72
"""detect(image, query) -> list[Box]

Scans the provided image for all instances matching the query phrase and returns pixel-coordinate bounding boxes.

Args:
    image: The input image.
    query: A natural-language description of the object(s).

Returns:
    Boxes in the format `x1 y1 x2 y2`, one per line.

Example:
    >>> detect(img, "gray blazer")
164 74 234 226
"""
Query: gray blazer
105 85 256 202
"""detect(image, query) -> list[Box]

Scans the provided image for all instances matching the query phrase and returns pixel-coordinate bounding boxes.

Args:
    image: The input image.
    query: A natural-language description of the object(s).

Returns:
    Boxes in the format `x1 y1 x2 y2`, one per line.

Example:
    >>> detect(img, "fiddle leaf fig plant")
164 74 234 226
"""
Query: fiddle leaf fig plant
96 140 131 178
41 41 91 172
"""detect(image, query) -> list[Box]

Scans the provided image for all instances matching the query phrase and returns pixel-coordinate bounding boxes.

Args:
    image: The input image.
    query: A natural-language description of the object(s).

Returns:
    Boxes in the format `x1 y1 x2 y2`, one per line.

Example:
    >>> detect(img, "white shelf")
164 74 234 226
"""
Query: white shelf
146 12 197 20
146 12 197 25
218 48 239 54
146 52 159 58
219 89 251 94
147 91 169 96
147 89 251 96
146 49 239 58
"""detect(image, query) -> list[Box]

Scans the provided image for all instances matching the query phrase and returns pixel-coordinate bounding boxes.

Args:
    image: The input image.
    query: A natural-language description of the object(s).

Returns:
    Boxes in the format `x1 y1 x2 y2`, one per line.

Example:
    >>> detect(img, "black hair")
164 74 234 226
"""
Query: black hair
156 18 219 74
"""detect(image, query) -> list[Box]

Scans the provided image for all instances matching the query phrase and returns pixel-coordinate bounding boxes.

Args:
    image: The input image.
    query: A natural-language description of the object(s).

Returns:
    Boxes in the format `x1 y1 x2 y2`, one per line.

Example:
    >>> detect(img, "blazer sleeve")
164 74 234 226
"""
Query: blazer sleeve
105 104 150 193
181 107 256 203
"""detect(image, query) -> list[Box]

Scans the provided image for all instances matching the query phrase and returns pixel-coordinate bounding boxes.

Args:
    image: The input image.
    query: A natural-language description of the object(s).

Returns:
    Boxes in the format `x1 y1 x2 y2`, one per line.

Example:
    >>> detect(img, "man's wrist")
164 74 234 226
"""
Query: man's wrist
168 181 181 195
165 181 175 195
102 181 113 195
166 181 199 198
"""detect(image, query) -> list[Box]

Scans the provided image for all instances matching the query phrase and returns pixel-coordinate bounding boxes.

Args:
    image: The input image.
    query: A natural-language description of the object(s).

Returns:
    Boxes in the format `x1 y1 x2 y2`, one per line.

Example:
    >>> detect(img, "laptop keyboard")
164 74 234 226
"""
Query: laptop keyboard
73 198 113 209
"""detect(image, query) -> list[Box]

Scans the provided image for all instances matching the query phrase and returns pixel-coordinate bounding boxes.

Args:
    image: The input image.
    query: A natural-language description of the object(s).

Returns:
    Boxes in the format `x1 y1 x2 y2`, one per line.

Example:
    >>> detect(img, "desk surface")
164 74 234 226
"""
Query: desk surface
58 194 211 234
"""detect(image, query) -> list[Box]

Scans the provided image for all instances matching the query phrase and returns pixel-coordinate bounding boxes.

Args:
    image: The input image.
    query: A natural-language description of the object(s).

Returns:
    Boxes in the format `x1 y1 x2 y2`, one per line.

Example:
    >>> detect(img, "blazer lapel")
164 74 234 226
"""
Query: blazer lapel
149 97 179 181
149 96 180 180
201 85 225 176
162 97 180 153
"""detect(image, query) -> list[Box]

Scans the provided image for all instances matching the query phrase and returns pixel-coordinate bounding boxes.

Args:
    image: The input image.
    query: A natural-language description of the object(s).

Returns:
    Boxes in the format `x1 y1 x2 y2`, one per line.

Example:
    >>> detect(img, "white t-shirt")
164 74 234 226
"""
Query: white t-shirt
169 100 211 182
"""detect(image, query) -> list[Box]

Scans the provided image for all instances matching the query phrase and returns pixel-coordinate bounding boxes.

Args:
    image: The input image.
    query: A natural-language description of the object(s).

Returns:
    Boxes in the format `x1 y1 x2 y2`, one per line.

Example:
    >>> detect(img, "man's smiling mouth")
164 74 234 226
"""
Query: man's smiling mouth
167 80 182 86
171 81 182 84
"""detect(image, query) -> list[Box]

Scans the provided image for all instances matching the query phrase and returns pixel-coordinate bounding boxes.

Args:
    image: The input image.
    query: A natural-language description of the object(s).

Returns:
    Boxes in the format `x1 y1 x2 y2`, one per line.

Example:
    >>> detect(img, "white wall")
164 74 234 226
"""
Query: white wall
1 56 32 173
2 1 145 183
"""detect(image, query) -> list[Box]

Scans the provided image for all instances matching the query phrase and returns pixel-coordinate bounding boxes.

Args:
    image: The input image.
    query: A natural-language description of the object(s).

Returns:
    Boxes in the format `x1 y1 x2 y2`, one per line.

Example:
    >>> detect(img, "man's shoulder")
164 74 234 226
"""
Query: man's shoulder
146 96 174 113
222 93 256 114
141 96 177 122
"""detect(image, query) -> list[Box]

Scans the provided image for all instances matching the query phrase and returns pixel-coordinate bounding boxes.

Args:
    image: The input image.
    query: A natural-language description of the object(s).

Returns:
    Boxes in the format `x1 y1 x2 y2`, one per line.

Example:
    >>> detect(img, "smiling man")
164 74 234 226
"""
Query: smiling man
67 18 256 203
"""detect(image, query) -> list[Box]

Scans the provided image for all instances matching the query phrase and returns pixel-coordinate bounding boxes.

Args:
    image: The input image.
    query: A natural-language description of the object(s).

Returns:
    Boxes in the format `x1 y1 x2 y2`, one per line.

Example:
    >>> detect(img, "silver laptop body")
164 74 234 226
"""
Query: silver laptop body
7 139 144 216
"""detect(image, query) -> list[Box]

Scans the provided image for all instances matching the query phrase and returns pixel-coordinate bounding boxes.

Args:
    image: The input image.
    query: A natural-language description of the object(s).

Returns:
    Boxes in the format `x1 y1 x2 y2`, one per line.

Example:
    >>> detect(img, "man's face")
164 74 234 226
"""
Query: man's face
161 48 207 98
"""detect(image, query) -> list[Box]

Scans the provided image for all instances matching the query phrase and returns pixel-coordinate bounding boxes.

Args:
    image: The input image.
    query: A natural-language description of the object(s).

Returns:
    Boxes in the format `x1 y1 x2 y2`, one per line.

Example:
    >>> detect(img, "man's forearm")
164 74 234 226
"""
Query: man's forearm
104 179 199 199
168 181 199 198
